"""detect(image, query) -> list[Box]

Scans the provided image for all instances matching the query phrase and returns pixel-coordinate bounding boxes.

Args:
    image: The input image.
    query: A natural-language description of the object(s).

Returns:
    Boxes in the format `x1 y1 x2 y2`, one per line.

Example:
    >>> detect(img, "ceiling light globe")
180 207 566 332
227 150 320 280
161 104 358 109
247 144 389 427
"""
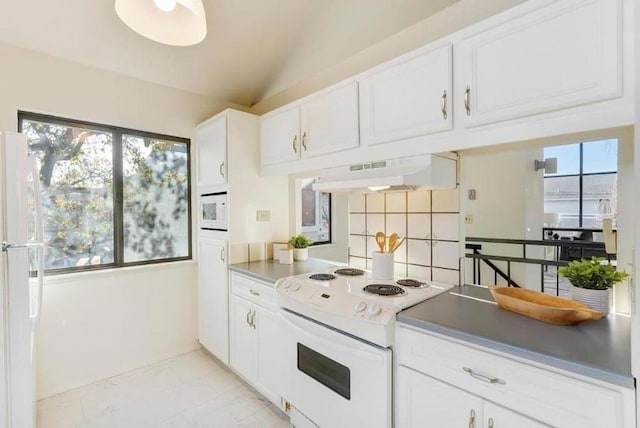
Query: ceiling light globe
154 0 176 12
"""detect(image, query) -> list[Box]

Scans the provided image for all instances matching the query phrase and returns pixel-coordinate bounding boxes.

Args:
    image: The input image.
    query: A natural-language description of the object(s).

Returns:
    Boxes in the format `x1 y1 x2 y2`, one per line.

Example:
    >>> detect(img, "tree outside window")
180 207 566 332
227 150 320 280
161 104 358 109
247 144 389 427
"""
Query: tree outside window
20 113 191 273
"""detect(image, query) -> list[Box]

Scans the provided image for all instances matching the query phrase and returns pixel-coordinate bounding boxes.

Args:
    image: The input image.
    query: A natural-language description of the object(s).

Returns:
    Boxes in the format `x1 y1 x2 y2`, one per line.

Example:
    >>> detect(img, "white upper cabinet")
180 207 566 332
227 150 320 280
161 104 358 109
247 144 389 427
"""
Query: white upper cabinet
360 44 453 146
261 105 300 166
261 82 359 167
456 0 622 128
299 81 360 158
197 115 227 187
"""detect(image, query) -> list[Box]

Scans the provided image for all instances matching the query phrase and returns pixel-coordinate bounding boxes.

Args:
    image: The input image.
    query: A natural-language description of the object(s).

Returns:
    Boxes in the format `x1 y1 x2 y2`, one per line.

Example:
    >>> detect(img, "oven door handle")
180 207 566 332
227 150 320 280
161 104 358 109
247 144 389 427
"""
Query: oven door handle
279 310 388 361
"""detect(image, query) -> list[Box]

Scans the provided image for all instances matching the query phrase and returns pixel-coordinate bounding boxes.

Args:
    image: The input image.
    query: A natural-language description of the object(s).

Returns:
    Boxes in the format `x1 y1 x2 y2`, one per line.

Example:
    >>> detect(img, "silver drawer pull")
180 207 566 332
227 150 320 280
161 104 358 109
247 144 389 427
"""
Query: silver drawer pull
249 289 260 296
463 367 505 385
468 409 476 428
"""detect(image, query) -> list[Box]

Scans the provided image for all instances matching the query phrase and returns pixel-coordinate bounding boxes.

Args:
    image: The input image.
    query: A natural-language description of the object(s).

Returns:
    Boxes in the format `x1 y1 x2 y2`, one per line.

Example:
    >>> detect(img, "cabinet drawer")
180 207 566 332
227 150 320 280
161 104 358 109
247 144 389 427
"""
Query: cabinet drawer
230 273 276 309
396 326 632 427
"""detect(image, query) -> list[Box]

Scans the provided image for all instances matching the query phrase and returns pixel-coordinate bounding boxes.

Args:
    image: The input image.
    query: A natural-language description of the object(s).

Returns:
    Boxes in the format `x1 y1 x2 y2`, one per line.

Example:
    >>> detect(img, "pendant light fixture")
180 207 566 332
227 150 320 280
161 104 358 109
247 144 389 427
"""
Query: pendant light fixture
115 0 207 46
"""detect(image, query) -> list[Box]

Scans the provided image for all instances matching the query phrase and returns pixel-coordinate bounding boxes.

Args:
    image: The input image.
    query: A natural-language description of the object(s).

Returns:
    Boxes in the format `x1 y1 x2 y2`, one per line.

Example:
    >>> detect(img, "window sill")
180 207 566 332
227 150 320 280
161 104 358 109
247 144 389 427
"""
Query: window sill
43 259 196 285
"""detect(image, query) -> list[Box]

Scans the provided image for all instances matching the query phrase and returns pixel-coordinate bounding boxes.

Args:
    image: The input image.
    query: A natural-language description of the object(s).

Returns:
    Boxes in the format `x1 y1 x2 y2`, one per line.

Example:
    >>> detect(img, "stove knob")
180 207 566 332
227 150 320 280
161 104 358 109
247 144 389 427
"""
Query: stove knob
354 301 367 312
368 303 381 316
290 283 300 292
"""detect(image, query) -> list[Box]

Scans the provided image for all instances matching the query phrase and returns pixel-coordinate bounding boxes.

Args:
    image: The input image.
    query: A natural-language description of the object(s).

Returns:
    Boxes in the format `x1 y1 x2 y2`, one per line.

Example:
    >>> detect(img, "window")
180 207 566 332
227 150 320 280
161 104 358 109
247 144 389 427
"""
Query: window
300 178 331 245
19 112 191 273
543 139 617 228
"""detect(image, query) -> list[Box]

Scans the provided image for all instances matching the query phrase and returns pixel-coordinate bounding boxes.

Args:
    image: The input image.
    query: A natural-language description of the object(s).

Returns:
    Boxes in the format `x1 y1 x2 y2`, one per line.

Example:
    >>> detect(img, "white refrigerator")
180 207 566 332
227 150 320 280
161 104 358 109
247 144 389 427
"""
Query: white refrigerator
0 132 45 428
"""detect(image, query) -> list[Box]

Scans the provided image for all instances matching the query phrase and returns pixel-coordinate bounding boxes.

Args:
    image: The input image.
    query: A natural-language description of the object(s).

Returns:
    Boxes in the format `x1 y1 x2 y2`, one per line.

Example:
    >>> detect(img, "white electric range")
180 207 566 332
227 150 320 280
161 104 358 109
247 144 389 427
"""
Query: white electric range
274 267 453 428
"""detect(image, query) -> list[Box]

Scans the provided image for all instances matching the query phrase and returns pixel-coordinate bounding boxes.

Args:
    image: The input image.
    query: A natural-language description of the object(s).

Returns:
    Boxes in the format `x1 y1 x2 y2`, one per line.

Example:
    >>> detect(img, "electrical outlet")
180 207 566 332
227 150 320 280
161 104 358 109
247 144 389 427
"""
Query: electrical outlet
465 214 473 225
256 210 271 221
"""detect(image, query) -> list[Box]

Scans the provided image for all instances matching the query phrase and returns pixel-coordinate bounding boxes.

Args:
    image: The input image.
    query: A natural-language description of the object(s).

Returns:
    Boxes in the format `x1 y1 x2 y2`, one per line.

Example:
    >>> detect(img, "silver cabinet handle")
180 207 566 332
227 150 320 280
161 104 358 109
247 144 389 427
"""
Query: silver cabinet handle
468 409 476 428
246 309 252 327
464 84 471 116
488 417 494 428
463 367 505 385
441 90 447 120
292 135 298 154
220 248 225 263
250 310 256 329
219 161 225 177
249 289 260 296
302 132 307 151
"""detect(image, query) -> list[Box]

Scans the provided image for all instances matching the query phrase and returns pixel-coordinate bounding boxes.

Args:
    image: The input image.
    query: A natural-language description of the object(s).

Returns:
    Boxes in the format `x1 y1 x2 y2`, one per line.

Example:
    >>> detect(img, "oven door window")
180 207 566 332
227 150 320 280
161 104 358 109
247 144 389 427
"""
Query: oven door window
297 343 350 400
202 202 217 221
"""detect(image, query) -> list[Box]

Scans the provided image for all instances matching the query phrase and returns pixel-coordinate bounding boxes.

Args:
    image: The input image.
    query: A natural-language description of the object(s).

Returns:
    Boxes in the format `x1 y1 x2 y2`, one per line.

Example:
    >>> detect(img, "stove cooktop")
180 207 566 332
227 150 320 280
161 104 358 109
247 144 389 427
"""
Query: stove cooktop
275 269 454 347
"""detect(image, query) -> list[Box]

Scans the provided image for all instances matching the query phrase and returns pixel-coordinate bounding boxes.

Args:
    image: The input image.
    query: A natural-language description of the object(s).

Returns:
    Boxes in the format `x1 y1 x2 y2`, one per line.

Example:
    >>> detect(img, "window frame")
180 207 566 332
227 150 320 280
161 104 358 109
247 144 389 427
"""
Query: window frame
297 177 332 246
543 141 617 228
18 111 192 275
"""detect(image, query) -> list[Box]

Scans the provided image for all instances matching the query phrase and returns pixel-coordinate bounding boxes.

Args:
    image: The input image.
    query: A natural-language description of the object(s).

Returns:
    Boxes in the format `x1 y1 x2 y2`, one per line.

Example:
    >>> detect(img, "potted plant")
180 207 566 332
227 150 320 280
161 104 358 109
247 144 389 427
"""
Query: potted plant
288 234 313 261
558 257 628 316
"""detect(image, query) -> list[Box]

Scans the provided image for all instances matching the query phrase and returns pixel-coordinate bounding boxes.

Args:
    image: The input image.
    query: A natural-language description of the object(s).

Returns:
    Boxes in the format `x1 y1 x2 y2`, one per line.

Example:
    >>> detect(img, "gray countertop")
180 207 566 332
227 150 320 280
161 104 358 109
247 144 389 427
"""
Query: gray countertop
228 258 345 284
397 285 634 388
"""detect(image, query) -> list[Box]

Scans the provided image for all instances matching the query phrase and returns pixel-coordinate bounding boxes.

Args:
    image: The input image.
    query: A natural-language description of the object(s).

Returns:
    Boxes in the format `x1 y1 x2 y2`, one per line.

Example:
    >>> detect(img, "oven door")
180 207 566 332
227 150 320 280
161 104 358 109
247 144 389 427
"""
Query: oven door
280 310 392 428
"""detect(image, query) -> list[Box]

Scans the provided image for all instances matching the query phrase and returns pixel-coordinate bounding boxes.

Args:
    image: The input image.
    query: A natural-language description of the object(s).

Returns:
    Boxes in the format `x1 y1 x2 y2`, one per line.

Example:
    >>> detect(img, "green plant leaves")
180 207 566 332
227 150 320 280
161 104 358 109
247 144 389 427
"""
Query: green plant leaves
558 257 629 290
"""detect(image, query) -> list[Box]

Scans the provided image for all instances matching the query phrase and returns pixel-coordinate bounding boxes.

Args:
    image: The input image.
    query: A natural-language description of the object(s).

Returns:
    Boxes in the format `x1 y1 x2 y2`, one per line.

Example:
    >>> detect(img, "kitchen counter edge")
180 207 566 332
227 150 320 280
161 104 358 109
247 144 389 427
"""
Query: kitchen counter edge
397 286 634 389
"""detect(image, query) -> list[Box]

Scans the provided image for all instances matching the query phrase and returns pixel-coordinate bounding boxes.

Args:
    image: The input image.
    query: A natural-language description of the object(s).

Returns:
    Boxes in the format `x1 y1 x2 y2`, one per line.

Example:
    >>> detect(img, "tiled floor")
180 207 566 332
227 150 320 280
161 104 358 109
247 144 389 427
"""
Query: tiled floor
36 349 291 428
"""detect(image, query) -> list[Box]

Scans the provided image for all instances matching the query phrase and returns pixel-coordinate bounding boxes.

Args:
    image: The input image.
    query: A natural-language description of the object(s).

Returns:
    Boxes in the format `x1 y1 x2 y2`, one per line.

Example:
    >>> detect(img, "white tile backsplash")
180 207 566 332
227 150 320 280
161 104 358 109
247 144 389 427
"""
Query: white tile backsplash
407 239 431 265
408 190 431 212
432 188 459 212
350 213 366 235
348 235 367 258
386 214 407 239
431 241 461 269
366 213 385 236
432 214 460 241
407 214 431 239
348 189 460 283
385 192 407 213
367 192 385 212
349 193 365 212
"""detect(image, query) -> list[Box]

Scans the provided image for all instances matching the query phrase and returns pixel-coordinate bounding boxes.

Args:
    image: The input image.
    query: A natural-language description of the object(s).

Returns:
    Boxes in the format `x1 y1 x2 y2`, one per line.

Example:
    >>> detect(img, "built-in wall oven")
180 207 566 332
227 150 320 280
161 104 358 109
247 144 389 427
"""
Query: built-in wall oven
279 310 392 428
199 192 227 231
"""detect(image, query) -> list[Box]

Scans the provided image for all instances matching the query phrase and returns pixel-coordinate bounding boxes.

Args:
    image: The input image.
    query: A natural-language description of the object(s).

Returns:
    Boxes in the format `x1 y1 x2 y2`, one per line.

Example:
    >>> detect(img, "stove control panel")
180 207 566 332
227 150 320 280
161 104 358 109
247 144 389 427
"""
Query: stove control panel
275 277 397 325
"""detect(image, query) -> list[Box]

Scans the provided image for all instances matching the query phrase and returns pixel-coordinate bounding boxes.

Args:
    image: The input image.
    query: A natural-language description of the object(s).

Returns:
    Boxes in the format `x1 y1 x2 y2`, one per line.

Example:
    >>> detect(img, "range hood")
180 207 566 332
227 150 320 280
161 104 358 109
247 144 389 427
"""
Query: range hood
312 154 457 193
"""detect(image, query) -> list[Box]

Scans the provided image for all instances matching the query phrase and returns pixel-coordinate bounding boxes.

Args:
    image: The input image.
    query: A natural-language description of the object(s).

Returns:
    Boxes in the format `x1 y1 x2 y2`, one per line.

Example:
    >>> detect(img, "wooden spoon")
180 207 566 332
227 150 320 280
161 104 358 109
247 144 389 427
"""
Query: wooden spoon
390 237 405 253
375 231 386 252
388 233 398 254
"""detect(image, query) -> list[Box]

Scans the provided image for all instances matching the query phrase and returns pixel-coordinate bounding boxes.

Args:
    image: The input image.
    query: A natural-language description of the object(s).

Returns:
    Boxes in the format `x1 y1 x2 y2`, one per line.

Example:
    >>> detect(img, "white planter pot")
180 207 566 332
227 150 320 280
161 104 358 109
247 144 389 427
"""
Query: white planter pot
293 248 308 261
570 285 612 316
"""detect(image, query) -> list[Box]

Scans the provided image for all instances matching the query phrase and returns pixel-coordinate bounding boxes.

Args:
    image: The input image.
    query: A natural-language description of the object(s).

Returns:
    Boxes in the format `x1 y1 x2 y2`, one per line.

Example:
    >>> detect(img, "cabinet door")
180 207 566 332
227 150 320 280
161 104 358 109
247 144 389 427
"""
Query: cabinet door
396 366 483 428
300 82 359 158
457 0 621 128
197 238 229 363
431 213 459 241
484 401 549 428
197 115 227 186
360 44 453 146
229 295 256 382
254 305 283 405
260 106 300 166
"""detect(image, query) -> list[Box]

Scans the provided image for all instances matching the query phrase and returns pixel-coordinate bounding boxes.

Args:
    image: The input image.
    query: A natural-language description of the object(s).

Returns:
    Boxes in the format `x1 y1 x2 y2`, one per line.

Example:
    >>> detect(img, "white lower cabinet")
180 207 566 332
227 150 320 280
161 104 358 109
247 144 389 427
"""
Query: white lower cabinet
229 273 283 406
397 366 546 427
197 238 228 364
395 326 636 428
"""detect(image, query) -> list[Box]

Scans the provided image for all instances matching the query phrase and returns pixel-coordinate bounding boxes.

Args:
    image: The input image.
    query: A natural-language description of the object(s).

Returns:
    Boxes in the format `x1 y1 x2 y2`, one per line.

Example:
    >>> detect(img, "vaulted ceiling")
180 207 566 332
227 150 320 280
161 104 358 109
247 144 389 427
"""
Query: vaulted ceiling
0 0 460 106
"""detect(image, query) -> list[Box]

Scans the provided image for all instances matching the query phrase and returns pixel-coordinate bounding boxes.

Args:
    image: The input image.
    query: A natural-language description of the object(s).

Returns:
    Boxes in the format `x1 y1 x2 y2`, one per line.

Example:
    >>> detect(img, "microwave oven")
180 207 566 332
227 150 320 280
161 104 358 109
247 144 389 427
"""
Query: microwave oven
200 192 227 231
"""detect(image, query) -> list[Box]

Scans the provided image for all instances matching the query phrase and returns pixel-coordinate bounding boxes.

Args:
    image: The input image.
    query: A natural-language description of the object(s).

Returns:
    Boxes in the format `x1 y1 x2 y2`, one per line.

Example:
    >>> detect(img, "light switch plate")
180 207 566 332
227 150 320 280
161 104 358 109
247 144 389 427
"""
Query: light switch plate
465 214 473 224
256 210 271 221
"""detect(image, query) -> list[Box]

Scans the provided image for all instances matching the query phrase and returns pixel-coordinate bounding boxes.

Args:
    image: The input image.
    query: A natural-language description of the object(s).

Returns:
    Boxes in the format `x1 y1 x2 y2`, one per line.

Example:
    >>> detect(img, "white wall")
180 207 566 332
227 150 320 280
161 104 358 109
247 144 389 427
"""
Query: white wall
0 42 238 399
460 147 543 288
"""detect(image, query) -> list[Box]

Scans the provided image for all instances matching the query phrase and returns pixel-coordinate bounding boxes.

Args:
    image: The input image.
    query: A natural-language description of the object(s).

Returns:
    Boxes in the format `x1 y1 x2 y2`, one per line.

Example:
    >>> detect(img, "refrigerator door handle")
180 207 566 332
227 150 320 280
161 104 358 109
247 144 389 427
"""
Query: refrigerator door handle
30 153 46 326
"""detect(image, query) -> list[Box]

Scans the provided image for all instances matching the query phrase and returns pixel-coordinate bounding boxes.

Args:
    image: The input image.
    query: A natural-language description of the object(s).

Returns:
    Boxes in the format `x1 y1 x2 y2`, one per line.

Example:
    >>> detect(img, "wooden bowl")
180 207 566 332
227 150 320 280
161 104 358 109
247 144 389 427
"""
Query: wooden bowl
489 286 603 325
